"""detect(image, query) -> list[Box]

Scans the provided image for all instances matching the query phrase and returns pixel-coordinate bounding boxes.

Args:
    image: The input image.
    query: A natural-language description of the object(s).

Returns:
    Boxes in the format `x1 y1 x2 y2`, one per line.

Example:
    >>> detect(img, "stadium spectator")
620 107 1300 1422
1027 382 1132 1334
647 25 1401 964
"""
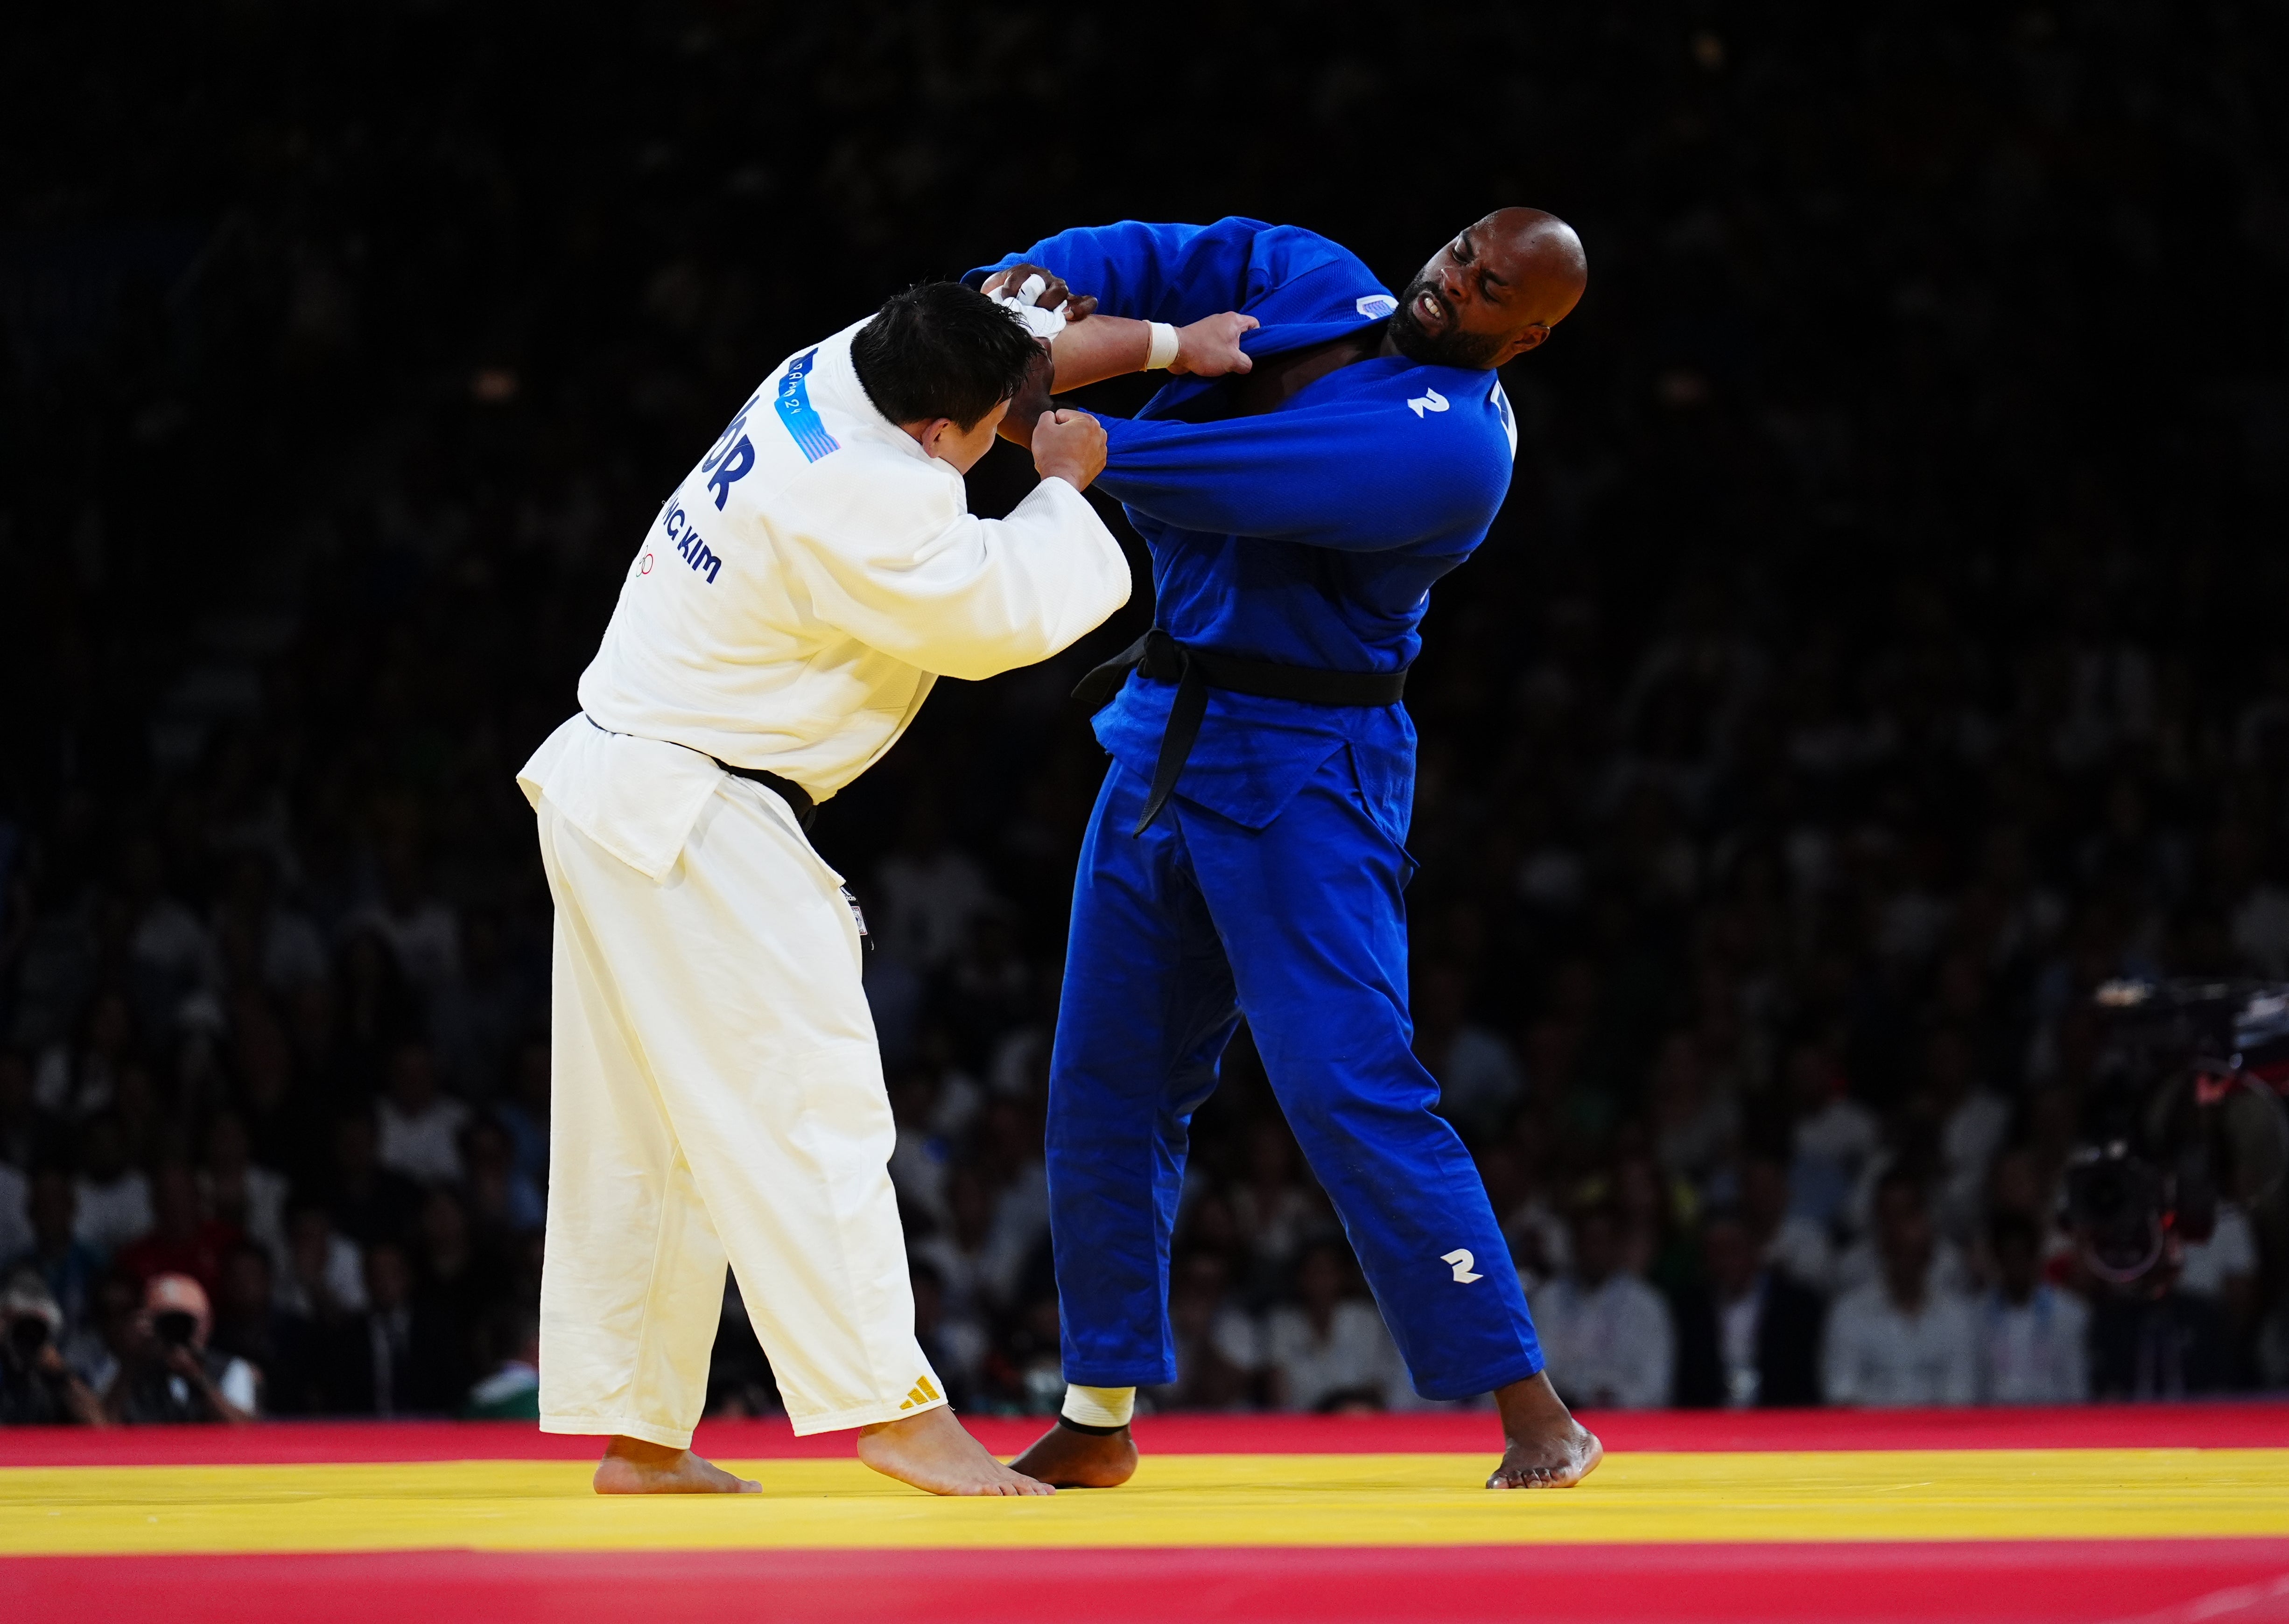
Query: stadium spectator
1265 1240 1410 1413
2176 1202 2262 1376
1822 1175 1979 1407
106 1273 260 1424
1228 1120 1321 1285
320 1240 467 1417
116 1163 243 1295
1739 1153 1834 1297
911 1165 1013 1324
1152 1252 1265 1412
1924 1029 2011 1247
1415 961 1524 1141
1671 1210 1825 1408
459 1116 543 1241
275 1201 366 1322
1832 1165 1976 1302
209 1240 318 1415
323 1114 421 1251
70 1115 153 1255
6 1170 104 1341
0 1270 101 1425
63 1274 141 1405
1533 1202 1676 1409
1647 1034 1737 1191
1783 1046 1882 1253
1976 1213 2090 1405
374 1043 469 1187
199 1113 288 1266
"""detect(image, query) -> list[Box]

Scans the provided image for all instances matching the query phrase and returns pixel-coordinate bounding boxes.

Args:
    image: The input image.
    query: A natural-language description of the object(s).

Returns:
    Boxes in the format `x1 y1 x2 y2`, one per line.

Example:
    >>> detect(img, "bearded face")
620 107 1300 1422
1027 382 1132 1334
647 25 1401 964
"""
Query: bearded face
1384 273 1510 370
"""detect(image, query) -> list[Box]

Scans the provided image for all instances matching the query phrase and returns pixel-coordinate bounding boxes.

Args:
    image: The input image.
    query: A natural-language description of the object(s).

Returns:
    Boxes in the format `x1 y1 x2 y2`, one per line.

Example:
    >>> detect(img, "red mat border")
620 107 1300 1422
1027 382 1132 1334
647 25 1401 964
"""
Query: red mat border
8 1403 2289 1467
17 1541 2289 1624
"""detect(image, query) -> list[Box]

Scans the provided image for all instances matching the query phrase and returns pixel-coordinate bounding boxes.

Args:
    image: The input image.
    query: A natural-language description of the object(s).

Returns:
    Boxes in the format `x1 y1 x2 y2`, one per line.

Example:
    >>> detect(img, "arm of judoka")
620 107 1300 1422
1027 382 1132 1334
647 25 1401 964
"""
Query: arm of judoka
1049 312 1261 391
969 218 1264 323
1050 315 1155 390
1094 412 1503 553
794 480 1131 681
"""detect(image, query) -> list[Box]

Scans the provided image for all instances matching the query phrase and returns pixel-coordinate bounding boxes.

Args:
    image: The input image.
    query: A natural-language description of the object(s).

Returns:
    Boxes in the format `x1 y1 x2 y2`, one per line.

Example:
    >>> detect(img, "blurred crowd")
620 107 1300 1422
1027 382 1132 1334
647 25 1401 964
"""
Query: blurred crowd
5 2 2288 1423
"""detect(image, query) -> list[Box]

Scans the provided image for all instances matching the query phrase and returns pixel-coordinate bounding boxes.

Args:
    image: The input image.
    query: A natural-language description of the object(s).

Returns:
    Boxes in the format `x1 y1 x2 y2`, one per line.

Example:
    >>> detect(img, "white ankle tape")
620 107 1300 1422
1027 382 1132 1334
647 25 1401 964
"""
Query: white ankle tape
1061 1384 1136 1428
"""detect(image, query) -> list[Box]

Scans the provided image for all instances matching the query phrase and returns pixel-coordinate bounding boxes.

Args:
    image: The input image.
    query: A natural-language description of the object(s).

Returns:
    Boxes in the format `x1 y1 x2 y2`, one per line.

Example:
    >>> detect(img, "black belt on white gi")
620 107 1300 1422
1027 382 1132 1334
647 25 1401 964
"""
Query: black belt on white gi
714 760 816 831
1071 629 1409 834
583 714 816 831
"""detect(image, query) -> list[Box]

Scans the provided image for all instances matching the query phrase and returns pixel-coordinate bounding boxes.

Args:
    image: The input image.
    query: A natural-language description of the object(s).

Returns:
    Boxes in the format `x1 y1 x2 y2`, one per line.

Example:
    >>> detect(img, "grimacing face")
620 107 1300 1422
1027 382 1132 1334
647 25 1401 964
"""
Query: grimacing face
1386 210 1586 370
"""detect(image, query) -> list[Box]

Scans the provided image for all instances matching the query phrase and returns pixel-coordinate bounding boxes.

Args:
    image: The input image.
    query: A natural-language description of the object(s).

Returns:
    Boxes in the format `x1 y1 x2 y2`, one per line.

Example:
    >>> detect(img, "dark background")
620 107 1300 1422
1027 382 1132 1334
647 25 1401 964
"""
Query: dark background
2 1 2286 1419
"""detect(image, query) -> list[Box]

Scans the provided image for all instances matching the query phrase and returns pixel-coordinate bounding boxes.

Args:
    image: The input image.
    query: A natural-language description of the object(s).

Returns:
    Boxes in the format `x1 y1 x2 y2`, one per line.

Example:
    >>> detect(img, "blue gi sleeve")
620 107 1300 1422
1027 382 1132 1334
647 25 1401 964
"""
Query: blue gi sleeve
967 218 1273 325
1095 407 1510 553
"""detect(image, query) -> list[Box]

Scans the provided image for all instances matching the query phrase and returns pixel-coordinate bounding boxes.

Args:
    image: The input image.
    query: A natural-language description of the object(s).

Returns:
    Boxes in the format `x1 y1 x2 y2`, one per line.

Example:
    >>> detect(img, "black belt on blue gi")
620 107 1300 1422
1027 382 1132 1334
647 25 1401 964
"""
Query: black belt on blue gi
582 714 816 831
1071 629 1410 834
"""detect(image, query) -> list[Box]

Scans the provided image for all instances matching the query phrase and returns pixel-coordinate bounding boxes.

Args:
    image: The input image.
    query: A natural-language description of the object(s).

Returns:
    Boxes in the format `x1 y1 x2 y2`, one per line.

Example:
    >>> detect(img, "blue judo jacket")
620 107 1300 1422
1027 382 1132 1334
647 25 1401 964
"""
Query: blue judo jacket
969 219 1519 835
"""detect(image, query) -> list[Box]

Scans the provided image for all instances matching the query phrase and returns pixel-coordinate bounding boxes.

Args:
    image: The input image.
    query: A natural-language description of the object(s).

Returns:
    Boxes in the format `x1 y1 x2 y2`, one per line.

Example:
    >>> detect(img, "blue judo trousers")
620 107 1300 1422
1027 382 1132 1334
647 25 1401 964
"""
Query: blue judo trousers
971 219 1545 1400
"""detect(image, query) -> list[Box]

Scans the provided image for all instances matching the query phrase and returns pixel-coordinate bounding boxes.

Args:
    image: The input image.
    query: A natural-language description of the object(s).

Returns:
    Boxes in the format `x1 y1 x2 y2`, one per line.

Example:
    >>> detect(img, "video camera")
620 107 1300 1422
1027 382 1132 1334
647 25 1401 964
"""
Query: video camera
2064 979 2289 1283
1 1271 63 1363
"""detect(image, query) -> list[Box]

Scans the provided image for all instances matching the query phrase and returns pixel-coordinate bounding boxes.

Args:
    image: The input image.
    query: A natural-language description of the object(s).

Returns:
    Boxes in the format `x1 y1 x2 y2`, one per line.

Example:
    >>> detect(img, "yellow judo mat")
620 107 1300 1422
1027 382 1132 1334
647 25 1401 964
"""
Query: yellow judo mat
9 1448 2289 1558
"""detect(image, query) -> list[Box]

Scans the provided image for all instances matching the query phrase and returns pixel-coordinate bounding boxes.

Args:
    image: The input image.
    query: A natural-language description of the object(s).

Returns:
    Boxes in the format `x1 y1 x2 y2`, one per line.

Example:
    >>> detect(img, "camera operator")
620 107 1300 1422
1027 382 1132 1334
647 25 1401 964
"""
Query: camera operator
2069 979 2289 1395
0 1270 103 1425
104 1272 260 1425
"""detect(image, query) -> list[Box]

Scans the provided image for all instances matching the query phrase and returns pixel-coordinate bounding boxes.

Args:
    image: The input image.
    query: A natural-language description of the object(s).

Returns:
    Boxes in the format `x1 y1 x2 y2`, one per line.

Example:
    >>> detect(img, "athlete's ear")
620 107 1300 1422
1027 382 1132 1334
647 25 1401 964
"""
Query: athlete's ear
911 416 958 457
1500 324 1552 364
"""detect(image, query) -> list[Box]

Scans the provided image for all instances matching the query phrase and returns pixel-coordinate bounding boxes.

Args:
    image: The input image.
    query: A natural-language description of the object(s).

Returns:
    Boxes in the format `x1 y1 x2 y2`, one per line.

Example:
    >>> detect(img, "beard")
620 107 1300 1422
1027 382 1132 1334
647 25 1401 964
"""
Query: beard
1385 275 1507 370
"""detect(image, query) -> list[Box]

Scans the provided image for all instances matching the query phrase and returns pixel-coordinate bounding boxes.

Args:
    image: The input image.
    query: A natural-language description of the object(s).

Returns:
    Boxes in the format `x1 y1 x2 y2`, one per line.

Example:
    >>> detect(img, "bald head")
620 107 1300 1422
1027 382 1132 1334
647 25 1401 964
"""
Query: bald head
1386 207 1587 370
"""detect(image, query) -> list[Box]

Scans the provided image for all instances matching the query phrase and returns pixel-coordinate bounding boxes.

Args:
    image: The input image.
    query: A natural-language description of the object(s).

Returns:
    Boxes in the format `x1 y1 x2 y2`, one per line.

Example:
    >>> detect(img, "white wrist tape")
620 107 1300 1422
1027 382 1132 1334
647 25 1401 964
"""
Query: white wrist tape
1145 322 1180 370
1061 1383 1136 1428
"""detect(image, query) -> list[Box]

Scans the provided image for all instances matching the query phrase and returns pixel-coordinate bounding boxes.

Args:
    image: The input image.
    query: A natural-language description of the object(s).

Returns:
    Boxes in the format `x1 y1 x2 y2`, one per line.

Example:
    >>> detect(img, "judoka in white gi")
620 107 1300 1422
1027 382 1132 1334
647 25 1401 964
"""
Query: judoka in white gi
515 282 1242 1495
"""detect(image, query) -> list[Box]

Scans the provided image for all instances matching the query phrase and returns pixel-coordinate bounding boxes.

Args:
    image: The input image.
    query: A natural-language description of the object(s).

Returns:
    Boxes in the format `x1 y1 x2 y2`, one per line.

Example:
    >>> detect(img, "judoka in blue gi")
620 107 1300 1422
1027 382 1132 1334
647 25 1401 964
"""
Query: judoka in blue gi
968 210 1606 1490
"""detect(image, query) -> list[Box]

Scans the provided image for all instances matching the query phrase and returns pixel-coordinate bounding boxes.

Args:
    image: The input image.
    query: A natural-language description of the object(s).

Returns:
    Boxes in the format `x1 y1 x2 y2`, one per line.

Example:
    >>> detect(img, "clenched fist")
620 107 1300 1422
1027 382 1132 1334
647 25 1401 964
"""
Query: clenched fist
1171 311 1260 377
1031 408 1107 492
980 264 1096 323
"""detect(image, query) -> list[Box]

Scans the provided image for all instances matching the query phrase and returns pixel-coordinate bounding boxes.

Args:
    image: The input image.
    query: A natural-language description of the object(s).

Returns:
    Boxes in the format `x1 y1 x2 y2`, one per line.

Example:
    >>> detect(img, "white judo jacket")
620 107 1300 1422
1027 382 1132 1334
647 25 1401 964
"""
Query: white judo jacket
519 319 1130 877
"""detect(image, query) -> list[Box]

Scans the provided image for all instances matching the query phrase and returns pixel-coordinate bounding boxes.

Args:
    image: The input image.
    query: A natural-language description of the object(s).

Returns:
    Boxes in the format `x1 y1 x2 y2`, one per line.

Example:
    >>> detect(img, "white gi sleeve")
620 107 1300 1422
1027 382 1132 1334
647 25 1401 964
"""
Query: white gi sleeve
778 455 1130 680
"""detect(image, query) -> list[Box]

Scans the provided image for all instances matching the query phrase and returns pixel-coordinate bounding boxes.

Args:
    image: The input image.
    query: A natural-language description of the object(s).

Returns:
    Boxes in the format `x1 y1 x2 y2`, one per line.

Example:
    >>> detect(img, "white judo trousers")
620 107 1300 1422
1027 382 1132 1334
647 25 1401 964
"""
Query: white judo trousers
534 775 943 1443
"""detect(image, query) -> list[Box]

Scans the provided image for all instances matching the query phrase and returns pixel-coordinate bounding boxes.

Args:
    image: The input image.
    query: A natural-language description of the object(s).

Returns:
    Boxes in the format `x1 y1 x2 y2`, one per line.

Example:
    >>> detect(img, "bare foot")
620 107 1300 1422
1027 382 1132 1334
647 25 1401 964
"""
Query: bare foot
1486 1371 1604 1490
593 1435 760 1494
856 1406 1056 1497
1010 1421 1137 1488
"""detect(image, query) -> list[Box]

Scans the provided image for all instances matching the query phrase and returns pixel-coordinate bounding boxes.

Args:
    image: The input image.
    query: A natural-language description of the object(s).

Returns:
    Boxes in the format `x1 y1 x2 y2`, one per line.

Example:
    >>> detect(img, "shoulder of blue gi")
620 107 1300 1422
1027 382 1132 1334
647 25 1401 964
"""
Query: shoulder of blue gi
967 217 1376 327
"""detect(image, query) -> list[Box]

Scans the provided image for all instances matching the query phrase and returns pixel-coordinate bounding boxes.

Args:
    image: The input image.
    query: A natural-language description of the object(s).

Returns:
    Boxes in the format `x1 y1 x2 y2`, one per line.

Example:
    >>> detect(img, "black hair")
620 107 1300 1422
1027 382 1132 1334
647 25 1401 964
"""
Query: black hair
850 281 1038 431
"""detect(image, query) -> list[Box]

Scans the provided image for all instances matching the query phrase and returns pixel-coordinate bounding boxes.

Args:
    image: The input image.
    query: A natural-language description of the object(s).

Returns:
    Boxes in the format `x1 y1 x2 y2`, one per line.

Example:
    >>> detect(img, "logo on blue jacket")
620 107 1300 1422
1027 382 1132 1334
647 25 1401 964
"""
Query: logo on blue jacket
1356 294 1398 319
